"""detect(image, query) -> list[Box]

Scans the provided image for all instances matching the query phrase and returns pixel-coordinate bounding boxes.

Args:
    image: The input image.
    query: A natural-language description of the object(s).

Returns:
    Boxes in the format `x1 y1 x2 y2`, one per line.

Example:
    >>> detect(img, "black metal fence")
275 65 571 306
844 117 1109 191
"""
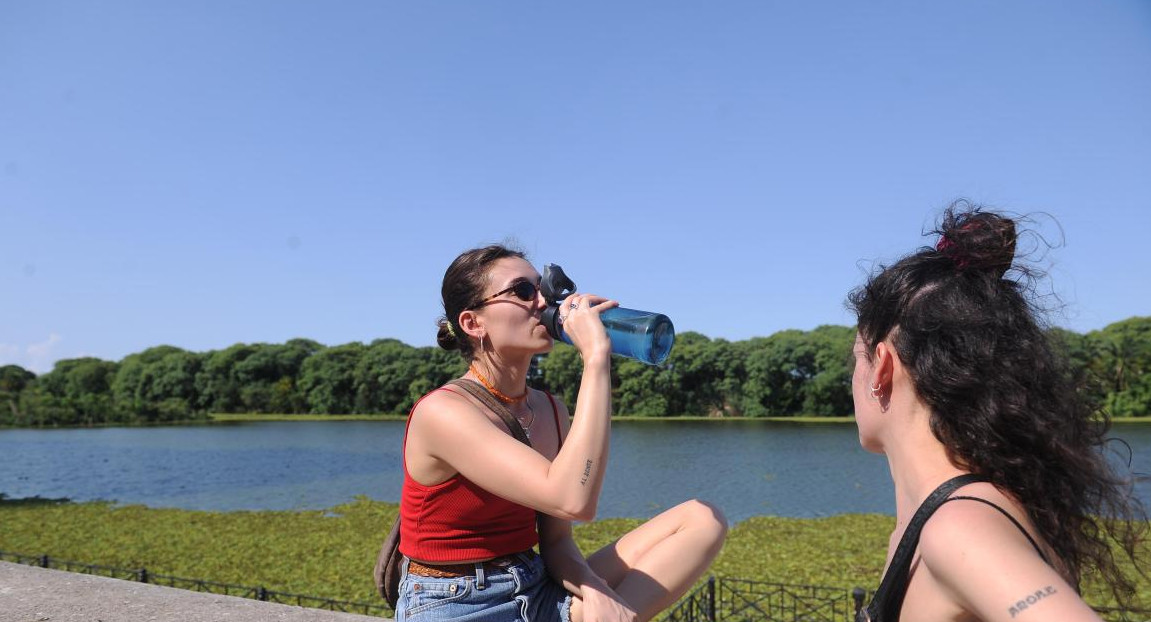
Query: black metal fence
6 549 1148 622
659 577 865 622
0 549 390 617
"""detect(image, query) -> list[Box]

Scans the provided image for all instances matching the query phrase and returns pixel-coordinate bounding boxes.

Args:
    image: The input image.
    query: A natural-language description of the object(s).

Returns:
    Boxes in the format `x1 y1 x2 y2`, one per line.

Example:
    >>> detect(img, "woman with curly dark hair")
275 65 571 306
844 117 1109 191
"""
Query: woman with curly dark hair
848 203 1147 622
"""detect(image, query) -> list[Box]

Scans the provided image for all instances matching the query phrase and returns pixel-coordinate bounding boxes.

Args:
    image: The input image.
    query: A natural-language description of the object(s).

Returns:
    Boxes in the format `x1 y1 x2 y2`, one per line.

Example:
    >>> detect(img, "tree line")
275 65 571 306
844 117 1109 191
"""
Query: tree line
1 317 1148 426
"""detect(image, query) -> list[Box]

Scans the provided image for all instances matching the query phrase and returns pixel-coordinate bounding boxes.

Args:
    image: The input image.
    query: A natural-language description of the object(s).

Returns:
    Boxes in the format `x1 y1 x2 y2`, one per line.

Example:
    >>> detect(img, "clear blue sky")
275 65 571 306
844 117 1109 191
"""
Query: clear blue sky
3 1 1150 374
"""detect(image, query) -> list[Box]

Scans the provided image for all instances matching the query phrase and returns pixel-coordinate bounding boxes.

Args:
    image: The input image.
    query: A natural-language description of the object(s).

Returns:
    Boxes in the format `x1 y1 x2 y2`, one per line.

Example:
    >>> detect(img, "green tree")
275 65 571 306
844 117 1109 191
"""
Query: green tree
299 342 366 415
801 325 854 416
354 339 423 414
659 332 724 416
34 358 119 425
112 346 202 422
195 344 259 414
1048 327 1108 408
742 331 811 416
0 365 36 425
1093 317 1151 417
614 356 676 416
403 347 467 413
536 343 583 409
233 341 318 413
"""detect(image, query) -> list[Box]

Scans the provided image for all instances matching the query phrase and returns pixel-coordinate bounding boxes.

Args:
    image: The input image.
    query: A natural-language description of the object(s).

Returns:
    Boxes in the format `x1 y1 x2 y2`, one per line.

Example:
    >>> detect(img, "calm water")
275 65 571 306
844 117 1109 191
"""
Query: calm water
1 421 1147 522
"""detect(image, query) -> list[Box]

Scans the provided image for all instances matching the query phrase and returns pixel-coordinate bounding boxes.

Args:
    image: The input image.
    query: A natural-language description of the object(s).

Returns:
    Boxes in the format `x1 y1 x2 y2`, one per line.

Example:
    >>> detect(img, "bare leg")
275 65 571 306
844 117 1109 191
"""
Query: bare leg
569 499 728 622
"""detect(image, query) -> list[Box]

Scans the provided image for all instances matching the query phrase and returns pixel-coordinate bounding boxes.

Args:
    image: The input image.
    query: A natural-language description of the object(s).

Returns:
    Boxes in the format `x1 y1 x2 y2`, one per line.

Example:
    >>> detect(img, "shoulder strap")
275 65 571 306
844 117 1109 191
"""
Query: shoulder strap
546 391 563 448
447 378 554 555
943 496 1049 563
446 378 531 447
864 473 986 622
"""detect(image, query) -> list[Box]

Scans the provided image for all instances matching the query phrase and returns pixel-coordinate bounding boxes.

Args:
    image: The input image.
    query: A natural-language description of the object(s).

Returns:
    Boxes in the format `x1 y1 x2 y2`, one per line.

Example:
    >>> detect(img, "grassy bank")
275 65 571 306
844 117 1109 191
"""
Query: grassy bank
1 499 1146 610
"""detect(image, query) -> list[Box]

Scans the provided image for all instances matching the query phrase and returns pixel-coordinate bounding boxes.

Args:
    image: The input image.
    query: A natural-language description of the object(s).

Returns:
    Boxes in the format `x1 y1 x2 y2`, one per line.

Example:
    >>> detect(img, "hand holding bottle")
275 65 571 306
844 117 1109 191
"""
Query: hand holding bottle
540 264 677 365
557 293 617 362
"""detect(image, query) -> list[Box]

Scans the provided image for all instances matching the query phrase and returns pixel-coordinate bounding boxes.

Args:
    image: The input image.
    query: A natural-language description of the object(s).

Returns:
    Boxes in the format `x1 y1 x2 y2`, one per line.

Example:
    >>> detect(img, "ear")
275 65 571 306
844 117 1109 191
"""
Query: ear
458 309 484 341
872 341 896 393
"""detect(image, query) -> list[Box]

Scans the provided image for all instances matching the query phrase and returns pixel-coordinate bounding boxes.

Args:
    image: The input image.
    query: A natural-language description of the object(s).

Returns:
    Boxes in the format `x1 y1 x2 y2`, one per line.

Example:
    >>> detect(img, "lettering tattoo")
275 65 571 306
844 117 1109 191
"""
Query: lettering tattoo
1008 586 1057 618
580 460 593 485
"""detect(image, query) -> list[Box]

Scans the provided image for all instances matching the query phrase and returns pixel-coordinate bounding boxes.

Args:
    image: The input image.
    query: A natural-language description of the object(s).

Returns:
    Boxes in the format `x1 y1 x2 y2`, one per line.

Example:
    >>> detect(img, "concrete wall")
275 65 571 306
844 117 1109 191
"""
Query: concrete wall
0 561 389 622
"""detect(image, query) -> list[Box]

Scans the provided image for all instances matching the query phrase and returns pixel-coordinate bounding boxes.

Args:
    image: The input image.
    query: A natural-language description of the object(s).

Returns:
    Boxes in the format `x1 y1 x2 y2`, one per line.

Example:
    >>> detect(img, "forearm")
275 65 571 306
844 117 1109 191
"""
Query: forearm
542 530 610 596
546 353 612 519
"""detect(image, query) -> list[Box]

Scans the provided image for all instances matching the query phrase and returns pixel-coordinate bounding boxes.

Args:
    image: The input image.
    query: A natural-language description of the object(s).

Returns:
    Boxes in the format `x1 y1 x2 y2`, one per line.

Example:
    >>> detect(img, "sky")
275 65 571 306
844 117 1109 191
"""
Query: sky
2 1 1150 374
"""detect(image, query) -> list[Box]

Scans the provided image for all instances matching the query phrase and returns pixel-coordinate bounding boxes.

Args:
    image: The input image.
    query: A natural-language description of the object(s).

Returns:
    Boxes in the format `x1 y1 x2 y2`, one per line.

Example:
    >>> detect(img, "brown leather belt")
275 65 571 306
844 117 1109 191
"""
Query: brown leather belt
407 552 531 578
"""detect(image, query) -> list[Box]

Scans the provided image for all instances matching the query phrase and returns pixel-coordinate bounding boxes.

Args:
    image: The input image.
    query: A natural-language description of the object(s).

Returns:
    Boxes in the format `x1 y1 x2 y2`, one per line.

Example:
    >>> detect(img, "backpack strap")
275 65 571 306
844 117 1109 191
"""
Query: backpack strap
446 378 555 552
862 473 986 622
446 378 530 446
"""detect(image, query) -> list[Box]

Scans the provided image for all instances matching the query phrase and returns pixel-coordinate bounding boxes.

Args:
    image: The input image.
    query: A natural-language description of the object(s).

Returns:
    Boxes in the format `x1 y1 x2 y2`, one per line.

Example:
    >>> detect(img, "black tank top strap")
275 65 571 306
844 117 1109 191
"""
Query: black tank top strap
941 496 1049 564
858 473 986 622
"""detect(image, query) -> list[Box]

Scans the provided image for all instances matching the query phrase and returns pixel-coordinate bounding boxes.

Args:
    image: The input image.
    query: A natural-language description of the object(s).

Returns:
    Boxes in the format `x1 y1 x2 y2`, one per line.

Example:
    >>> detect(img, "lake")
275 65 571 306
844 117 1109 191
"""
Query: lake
1 421 1147 523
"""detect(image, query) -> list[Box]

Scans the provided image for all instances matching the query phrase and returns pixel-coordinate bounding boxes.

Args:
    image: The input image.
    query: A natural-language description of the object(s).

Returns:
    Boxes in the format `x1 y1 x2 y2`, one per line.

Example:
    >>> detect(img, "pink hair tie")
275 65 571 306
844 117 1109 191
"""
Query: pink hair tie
936 234 970 269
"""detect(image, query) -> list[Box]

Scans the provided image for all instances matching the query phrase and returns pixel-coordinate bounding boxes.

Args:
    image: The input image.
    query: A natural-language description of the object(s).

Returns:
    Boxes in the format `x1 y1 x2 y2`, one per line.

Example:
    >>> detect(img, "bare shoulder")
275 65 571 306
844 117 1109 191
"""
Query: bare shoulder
919 492 1038 565
918 491 1059 603
917 497 1098 621
410 386 486 430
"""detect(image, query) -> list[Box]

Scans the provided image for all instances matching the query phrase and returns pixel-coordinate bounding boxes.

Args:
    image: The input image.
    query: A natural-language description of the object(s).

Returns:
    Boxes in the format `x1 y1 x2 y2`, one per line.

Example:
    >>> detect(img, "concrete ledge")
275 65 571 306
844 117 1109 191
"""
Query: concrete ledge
0 561 388 622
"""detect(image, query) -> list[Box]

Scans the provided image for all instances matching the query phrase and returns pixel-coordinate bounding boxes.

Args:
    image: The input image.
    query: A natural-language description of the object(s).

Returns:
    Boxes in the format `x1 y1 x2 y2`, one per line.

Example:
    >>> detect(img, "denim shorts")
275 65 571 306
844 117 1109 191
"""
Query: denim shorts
395 552 572 622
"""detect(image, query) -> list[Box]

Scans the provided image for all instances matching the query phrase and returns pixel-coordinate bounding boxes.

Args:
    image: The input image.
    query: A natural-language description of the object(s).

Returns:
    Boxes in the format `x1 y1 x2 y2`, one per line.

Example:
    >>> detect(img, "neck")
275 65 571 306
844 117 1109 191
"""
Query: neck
469 355 531 401
881 400 966 523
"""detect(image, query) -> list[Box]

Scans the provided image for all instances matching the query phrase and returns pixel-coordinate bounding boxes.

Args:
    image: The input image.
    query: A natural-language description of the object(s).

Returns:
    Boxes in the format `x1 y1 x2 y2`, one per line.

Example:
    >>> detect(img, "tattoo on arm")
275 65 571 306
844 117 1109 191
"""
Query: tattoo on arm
1007 586 1057 618
580 460 593 485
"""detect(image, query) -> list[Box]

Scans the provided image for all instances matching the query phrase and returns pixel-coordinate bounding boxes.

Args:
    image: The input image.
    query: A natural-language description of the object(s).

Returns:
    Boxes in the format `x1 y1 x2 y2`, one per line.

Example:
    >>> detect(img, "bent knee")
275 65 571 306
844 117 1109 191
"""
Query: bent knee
679 499 729 535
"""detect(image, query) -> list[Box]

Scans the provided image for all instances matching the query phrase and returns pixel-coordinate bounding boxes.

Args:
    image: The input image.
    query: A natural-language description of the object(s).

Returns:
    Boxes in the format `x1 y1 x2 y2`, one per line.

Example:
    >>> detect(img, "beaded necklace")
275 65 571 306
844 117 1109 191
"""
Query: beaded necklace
469 363 535 436
469 363 529 404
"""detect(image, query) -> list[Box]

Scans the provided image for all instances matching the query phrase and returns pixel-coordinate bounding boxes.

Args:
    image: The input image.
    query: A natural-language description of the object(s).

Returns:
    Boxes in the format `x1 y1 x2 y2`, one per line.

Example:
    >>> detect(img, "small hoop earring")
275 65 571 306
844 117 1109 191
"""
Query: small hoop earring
869 384 883 399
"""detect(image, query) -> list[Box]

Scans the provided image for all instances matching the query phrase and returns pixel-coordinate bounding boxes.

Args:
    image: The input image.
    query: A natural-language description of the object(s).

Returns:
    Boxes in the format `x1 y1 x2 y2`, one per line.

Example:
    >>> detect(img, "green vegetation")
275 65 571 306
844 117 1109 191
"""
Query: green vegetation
3 317 1150 426
1 500 1145 610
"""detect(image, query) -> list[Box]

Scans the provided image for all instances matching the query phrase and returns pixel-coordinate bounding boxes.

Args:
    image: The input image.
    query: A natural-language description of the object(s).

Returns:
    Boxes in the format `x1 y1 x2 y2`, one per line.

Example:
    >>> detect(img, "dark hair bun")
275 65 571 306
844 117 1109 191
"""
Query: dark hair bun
936 204 1017 278
436 318 460 351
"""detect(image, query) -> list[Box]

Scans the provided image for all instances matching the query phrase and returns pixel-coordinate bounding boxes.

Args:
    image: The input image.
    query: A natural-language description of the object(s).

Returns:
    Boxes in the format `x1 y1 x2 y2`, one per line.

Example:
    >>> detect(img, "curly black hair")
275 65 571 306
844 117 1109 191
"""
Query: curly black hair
848 200 1147 607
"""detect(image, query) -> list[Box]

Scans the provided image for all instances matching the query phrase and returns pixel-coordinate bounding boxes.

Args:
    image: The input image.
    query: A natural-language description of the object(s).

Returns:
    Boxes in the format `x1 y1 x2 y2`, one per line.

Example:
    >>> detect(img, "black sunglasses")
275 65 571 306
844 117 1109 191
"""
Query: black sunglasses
469 280 540 309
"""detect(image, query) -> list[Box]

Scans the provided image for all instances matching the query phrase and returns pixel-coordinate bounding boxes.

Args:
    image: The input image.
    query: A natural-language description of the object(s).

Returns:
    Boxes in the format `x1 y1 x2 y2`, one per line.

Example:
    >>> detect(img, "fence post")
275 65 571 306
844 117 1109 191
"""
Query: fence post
707 576 716 622
39 555 49 569
852 587 866 619
138 568 149 583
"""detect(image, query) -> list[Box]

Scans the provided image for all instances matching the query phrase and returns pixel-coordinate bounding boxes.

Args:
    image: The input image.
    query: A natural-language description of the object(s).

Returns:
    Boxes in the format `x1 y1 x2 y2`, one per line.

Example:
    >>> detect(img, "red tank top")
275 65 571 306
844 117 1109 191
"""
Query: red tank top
398 387 562 562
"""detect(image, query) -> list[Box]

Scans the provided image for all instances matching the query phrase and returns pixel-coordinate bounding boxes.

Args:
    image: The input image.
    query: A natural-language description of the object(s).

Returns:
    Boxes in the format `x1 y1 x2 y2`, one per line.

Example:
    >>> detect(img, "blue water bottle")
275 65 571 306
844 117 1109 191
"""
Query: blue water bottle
539 264 676 365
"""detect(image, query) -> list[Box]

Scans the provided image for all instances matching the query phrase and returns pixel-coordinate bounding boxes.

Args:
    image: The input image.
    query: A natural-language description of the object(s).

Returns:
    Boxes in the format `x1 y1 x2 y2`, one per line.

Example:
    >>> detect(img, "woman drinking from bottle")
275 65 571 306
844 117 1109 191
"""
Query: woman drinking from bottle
395 244 727 622
847 204 1147 621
